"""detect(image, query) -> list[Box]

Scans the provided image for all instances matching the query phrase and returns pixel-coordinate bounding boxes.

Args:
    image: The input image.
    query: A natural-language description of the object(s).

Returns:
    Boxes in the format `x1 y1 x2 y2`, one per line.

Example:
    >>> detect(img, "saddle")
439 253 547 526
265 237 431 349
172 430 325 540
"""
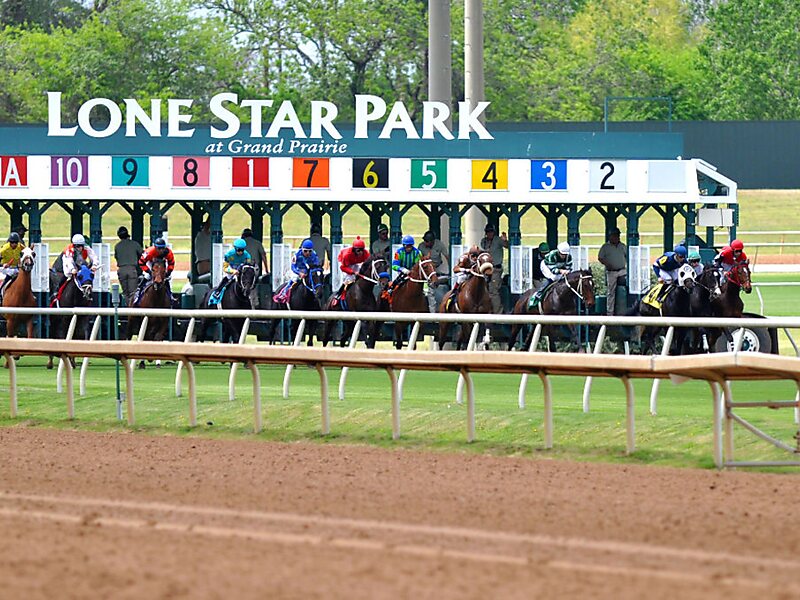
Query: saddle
272 280 296 305
50 276 72 308
330 282 351 310
527 281 555 310
642 283 674 310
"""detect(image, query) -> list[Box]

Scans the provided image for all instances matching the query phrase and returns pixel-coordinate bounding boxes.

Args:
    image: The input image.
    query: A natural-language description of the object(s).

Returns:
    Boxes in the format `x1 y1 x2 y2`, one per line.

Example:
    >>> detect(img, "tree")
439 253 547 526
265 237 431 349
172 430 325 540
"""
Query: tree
700 0 800 119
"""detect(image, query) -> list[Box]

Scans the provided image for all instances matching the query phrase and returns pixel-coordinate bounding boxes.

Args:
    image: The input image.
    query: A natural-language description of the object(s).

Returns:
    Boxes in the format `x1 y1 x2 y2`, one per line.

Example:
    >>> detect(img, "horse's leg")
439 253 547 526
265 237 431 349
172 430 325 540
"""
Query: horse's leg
394 322 403 350
437 321 449 351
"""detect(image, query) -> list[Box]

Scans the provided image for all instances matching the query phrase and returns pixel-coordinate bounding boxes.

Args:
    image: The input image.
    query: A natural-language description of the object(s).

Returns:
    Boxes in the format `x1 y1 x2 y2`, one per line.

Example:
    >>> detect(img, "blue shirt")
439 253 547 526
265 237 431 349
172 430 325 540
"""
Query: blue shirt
223 248 253 274
291 248 320 274
653 252 682 276
392 246 421 271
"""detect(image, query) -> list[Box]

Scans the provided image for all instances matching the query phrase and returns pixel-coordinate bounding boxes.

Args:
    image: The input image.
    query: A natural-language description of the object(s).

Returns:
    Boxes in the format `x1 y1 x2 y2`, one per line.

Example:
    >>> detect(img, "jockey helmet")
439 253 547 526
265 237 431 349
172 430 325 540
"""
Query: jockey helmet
352 237 366 249
538 241 550 253
71 233 86 246
557 241 570 254
233 238 247 250
402 235 414 246
468 245 480 257
301 239 314 250
688 250 702 262
377 223 389 233
154 237 167 249
730 239 744 251
7 232 20 243
673 245 687 258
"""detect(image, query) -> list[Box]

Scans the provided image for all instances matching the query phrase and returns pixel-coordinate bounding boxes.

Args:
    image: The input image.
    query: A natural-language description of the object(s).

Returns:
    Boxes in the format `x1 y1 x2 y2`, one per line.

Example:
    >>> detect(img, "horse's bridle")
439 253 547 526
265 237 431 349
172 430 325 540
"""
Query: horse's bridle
408 258 437 284
301 267 324 292
357 258 387 285
563 272 593 302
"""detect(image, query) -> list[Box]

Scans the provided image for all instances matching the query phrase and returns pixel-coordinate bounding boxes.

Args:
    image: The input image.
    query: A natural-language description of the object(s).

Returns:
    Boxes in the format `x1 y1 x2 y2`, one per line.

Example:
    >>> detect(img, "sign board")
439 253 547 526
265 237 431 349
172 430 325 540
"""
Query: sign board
570 245 590 271
510 245 534 294
331 243 346 291
211 243 225 287
628 246 652 294
390 244 401 280
31 242 49 292
271 243 292 289
91 243 111 292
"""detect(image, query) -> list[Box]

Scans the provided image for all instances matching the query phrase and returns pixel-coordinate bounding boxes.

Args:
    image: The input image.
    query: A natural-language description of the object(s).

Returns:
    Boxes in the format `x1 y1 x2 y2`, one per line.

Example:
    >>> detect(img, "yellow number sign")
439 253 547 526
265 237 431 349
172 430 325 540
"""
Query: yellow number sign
471 160 508 190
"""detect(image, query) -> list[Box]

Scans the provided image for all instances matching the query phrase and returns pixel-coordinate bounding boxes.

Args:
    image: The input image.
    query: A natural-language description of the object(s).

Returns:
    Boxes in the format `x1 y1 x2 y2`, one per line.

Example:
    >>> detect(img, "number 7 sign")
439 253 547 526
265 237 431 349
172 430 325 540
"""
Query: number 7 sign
292 158 330 188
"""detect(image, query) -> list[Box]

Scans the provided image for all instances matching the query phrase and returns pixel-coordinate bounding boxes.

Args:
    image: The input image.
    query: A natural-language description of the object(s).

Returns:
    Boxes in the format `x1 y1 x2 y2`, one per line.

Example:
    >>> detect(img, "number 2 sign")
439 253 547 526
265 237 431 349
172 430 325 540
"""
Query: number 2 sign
172 156 210 188
589 160 627 192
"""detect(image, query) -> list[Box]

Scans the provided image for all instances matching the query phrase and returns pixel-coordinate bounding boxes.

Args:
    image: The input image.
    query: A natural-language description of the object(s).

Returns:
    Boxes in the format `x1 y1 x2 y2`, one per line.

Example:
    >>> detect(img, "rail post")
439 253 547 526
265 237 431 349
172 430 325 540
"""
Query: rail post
338 319 362 401
282 318 306 399
456 322 481 405
228 317 251 402
387 367 400 440
461 368 476 442
79 315 102 396
648 326 675 415
174 317 195 397
6 353 17 418
581 324 607 413
56 314 78 393
539 370 553 449
623 375 635 454
397 320 421 402
129 316 148 370
181 358 197 427
518 323 542 409
247 361 261 433
316 364 330 435
709 381 723 469
63 354 74 419
122 357 135 426
721 379 735 464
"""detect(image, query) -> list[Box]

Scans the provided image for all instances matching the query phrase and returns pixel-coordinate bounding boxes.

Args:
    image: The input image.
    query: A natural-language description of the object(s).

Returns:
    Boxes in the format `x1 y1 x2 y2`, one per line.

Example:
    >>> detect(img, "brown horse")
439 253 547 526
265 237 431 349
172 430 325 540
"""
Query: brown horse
322 255 388 348
508 269 596 351
127 259 172 368
712 262 752 318
382 256 438 349
437 251 493 349
3 245 37 341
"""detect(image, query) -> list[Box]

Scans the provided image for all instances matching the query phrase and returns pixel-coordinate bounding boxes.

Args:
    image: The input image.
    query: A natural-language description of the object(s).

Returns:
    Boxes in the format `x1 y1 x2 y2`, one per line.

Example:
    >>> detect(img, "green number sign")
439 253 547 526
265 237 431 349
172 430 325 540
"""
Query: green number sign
410 159 447 190
111 156 149 187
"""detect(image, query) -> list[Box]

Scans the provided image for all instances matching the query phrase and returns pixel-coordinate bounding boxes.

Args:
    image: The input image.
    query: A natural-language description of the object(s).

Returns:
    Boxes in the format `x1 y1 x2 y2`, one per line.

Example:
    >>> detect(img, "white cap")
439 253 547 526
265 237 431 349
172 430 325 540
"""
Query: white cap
72 234 86 245
557 241 570 254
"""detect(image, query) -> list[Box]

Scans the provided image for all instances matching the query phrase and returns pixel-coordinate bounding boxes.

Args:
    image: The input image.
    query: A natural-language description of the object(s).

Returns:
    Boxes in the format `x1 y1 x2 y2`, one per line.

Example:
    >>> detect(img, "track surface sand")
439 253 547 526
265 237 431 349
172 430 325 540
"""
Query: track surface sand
1 427 798 599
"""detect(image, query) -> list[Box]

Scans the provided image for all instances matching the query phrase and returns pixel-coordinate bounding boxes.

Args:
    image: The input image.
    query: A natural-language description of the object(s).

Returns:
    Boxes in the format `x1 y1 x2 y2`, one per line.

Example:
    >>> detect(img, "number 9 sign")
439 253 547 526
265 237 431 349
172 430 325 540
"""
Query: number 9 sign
112 157 149 187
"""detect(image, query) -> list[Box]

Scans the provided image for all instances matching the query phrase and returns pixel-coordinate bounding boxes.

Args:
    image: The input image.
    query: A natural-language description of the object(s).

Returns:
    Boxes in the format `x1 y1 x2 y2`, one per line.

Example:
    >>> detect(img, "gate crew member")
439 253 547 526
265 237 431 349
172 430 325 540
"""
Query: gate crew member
480 224 508 313
391 235 421 288
653 245 687 284
419 230 449 310
371 223 391 264
713 239 748 273
597 227 627 316
114 226 143 306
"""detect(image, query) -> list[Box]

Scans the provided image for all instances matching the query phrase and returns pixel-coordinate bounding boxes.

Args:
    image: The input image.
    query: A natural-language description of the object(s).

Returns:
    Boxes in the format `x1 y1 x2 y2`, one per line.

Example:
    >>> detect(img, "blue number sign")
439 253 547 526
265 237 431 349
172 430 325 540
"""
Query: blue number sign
531 159 567 191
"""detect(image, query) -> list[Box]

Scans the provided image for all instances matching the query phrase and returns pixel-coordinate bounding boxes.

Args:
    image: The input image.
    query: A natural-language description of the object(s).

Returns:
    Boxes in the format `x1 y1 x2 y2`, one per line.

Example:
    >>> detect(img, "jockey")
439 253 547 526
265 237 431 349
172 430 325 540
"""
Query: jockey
62 233 100 279
451 245 480 291
291 239 321 283
687 250 703 277
213 238 253 293
0 232 23 296
391 235 421 287
713 239 748 273
653 245 687 284
337 236 370 289
138 237 175 280
541 242 573 284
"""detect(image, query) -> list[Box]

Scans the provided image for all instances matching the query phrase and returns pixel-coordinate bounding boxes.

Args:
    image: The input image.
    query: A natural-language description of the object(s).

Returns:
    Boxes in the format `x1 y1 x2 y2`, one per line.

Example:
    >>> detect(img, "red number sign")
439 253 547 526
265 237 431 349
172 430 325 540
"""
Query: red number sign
292 158 330 188
0 156 27 187
232 157 269 188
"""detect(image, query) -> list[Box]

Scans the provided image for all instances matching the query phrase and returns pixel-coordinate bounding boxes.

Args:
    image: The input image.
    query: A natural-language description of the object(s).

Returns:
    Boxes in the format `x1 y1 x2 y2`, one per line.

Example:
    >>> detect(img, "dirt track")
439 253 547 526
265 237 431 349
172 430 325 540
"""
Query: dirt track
1 427 798 599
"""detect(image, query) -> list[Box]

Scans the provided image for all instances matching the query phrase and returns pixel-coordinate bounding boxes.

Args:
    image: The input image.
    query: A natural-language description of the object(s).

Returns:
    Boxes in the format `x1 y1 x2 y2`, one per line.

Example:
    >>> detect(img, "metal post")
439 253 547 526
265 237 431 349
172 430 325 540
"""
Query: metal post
581 324 607 413
721 379 734 463
6 353 17 418
387 367 400 440
649 326 675 415
248 361 261 434
338 319 362 401
123 357 135 426
709 381 723 469
316 364 330 435
182 359 197 427
456 322 481 404
623 376 635 454
57 314 78 393
283 318 307 399
174 317 195 397
398 320 421 401
518 323 542 409
79 315 101 396
462 368 476 443
129 316 148 370
64 354 74 419
228 317 251 401
539 371 553 449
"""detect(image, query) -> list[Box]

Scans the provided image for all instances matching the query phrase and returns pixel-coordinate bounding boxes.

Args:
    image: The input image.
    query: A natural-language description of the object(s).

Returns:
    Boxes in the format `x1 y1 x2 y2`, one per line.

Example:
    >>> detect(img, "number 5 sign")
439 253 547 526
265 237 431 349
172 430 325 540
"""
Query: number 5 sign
410 159 447 189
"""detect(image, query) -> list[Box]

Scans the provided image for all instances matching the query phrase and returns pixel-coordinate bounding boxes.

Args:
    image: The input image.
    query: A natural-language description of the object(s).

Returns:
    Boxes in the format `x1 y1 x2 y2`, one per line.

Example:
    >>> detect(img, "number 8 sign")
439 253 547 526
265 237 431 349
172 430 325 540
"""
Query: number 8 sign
172 156 210 188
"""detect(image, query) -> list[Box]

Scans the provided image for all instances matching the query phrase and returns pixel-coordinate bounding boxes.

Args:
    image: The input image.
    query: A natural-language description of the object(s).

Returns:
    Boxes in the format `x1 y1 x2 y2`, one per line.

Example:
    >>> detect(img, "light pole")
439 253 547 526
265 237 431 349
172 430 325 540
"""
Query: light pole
111 283 122 420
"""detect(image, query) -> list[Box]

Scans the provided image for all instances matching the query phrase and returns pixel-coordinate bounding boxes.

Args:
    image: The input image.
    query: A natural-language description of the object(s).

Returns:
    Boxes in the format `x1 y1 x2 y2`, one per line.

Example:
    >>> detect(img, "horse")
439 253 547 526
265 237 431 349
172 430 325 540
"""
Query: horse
437 251 493 350
687 265 724 352
508 269 596 351
712 261 752 318
381 256 438 349
630 264 696 355
278 266 325 345
322 255 388 349
46 264 95 369
126 259 172 368
3 246 37 340
197 264 257 343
